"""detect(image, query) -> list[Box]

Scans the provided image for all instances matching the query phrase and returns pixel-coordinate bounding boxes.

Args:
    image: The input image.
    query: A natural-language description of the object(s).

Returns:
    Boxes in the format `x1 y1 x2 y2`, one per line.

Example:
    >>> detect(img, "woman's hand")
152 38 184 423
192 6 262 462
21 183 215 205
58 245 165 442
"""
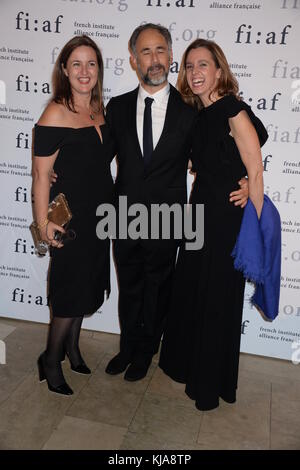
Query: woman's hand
229 177 249 208
40 221 65 248
49 169 58 186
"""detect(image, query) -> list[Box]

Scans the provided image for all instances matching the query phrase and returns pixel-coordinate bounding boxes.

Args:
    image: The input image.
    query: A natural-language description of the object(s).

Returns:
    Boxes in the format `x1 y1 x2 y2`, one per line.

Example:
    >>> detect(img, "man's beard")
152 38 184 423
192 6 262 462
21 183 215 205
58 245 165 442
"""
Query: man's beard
138 63 168 86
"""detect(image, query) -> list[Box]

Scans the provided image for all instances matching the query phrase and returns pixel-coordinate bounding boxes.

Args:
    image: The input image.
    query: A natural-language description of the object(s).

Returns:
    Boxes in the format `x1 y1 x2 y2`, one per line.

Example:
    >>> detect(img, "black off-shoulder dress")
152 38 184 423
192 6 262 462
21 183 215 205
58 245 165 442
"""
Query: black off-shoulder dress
159 95 268 411
34 124 115 317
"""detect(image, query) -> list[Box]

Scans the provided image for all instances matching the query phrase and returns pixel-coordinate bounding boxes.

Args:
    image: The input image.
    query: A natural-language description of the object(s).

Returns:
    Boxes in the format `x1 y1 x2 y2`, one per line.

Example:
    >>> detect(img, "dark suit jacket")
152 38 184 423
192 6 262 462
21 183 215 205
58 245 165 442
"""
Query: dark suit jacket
106 84 198 209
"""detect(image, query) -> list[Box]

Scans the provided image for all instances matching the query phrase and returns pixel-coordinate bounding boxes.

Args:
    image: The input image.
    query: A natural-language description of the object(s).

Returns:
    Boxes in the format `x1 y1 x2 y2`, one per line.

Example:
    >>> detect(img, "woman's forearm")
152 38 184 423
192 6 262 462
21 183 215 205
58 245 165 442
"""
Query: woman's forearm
248 171 264 219
32 173 50 226
229 112 265 218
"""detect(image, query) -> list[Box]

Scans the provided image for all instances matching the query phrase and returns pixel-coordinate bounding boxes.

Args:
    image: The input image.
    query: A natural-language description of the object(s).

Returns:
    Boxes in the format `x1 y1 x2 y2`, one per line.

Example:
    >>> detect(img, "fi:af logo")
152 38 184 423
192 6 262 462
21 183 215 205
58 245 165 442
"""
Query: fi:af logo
16 11 63 33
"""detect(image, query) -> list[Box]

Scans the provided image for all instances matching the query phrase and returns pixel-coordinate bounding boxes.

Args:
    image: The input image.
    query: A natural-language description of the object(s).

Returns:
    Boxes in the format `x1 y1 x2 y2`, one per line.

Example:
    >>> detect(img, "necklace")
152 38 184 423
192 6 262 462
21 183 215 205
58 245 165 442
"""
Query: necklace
76 104 95 121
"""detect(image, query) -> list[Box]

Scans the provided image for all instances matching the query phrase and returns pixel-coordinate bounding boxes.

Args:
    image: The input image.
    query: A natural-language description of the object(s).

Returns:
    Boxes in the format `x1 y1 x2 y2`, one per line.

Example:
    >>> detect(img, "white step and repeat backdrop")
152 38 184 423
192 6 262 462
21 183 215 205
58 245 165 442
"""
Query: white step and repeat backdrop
0 0 299 360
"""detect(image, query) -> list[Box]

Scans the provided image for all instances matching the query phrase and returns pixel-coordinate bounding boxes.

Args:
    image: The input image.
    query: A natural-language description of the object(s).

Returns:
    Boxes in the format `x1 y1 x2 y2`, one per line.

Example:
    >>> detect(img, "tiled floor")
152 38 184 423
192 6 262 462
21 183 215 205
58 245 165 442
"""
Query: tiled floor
0 317 299 450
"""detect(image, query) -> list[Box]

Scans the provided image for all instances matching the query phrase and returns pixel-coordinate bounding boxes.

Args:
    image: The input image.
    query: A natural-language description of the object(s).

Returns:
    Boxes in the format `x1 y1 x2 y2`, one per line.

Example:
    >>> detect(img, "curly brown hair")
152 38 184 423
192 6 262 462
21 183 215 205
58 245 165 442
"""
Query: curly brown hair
177 38 239 110
52 35 104 114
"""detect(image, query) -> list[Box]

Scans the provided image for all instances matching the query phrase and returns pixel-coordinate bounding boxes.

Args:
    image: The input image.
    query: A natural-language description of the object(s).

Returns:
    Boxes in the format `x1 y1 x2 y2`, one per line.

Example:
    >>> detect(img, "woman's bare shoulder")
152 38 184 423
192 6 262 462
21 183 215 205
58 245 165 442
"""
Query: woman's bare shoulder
37 101 68 127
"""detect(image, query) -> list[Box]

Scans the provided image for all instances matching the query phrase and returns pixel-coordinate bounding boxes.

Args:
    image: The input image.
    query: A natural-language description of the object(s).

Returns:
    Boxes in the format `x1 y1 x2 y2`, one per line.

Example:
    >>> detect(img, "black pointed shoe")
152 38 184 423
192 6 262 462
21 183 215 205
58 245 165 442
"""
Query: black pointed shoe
70 362 91 375
37 353 74 396
64 351 91 375
105 353 131 375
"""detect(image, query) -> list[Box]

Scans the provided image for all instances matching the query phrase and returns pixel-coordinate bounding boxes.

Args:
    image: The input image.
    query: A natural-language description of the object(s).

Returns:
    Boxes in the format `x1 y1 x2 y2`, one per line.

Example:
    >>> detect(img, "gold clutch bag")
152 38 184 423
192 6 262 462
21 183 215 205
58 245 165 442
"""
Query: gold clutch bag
47 192 72 226
30 193 72 255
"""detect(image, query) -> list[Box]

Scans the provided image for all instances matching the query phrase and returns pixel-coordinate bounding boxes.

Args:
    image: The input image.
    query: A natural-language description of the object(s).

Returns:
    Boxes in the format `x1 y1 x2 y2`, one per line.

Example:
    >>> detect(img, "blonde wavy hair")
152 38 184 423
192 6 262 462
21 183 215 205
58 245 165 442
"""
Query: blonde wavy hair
177 39 239 110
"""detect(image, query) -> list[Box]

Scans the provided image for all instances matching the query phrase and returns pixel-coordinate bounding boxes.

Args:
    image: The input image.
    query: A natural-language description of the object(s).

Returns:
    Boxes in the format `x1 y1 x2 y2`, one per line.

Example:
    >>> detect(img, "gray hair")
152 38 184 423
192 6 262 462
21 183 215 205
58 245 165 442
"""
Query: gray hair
129 23 172 56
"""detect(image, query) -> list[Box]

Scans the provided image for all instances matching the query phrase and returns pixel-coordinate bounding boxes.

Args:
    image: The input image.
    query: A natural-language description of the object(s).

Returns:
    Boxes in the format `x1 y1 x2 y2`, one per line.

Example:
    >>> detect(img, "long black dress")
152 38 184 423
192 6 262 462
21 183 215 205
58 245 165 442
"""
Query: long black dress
34 124 115 317
159 95 268 411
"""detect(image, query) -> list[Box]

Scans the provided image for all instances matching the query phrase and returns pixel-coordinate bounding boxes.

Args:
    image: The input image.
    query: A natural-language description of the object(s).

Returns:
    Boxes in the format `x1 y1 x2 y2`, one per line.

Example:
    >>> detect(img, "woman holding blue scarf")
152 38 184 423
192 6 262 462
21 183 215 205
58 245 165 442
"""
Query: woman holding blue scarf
159 39 269 411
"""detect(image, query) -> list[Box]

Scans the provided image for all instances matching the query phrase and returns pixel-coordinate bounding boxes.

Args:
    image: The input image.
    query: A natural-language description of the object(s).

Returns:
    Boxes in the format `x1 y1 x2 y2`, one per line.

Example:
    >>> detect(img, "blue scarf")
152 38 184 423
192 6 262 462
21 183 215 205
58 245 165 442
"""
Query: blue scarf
231 195 281 321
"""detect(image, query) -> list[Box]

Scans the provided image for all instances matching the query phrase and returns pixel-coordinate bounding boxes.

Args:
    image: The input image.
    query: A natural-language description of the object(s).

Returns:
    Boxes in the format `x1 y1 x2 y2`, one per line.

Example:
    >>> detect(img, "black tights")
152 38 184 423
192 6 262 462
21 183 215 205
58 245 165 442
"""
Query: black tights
44 316 85 387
